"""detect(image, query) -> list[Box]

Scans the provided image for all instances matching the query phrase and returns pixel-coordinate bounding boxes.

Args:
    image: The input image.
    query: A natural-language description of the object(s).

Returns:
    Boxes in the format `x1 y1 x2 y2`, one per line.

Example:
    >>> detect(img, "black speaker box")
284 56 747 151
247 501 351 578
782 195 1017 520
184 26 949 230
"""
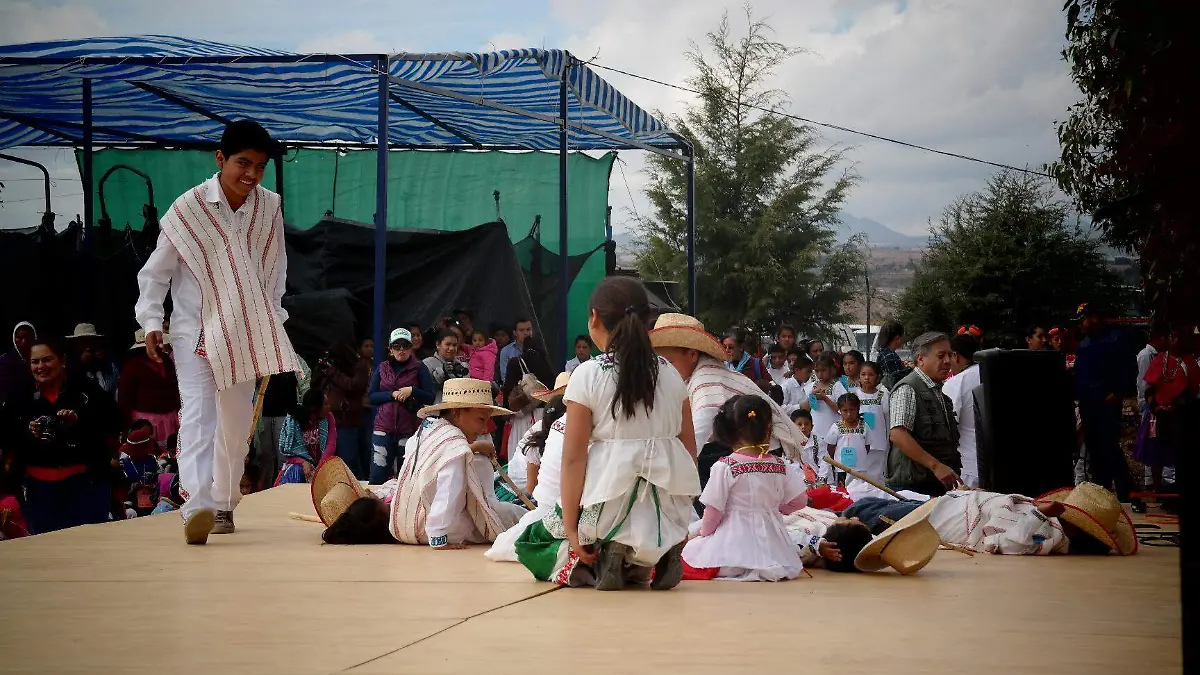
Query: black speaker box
973 348 1075 497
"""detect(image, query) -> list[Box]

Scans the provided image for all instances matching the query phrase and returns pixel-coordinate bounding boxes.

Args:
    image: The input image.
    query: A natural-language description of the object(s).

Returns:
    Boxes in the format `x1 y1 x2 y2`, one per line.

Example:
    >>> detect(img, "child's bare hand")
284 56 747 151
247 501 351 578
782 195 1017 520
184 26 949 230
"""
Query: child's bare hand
819 540 841 562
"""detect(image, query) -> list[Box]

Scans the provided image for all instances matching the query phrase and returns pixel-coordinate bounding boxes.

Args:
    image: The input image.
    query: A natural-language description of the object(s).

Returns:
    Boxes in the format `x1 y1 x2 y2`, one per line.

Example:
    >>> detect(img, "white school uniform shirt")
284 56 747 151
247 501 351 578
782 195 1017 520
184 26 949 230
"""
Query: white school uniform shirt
941 364 981 488
766 361 790 386
803 379 847 447
852 387 890 456
780 376 809 415
134 175 289 349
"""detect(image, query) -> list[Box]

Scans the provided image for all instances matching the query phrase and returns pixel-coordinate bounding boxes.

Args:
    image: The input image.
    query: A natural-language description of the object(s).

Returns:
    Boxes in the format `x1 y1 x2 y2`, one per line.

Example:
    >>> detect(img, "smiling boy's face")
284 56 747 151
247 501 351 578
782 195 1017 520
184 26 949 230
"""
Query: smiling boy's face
216 148 270 204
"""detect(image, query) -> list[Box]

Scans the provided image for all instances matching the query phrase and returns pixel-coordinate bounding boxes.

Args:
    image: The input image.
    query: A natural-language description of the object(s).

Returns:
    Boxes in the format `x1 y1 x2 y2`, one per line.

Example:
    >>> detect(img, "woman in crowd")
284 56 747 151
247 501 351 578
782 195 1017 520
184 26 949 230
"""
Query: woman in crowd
321 378 524 548
0 321 36 404
424 329 469 404
875 320 907 387
1025 325 1048 351
319 340 372 479
276 388 336 485
2 339 120 534
806 339 826 363
366 328 436 484
502 334 555 463
117 329 180 449
515 277 699 590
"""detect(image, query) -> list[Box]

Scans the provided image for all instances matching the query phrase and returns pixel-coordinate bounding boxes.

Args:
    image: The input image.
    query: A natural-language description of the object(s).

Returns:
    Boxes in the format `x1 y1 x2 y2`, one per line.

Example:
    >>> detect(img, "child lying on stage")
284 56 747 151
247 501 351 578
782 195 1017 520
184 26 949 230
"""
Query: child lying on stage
682 396 810 581
842 482 1137 556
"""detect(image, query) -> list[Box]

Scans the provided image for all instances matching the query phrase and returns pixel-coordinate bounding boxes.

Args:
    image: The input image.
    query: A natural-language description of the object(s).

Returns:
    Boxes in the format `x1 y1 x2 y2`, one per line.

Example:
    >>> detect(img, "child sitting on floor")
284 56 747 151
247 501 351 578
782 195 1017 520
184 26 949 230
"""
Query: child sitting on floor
682 395 810 581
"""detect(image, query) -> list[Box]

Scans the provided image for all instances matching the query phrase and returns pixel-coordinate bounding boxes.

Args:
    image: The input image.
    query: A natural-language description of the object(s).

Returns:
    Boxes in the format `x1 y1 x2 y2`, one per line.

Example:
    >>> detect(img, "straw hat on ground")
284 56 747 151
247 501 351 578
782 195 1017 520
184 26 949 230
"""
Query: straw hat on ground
533 371 571 402
1036 482 1137 556
310 457 370 526
418 377 513 419
649 313 729 362
855 498 942 574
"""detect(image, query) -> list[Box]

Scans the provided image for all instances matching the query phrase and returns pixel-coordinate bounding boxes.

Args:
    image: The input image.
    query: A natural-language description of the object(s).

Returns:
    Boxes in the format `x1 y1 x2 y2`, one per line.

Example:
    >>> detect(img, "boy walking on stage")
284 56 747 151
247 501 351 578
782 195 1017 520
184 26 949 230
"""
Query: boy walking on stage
136 120 304 545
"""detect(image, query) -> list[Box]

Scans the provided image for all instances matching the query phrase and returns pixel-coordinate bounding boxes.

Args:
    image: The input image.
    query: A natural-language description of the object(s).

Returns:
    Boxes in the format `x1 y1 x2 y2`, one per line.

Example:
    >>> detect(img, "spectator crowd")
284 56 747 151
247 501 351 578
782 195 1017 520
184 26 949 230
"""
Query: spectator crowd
0 297 1185 541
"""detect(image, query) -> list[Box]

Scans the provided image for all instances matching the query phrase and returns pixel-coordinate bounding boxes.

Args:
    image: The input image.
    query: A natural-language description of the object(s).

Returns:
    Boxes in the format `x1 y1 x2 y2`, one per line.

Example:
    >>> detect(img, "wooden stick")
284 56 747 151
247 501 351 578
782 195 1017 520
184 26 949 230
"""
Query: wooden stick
826 458 906 500
491 456 536 511
288 512 323 523
246 375 272 446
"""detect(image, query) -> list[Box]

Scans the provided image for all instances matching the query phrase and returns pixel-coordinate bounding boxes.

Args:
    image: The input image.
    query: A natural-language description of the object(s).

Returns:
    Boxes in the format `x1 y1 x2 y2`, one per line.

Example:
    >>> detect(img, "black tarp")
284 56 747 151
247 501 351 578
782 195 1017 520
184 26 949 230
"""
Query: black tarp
0 218 600 366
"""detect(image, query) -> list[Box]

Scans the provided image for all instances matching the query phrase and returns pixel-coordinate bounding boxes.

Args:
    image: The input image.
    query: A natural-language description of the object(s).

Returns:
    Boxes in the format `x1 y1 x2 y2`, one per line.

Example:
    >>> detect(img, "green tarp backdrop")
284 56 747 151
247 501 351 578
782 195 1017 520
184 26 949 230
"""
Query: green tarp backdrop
82 148 615 343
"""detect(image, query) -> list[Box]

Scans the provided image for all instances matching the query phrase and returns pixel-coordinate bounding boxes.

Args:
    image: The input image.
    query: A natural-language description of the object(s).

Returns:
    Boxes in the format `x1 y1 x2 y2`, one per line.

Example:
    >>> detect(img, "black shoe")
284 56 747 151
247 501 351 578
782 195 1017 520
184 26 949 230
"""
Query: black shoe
650 542 685 591
594 542 630 591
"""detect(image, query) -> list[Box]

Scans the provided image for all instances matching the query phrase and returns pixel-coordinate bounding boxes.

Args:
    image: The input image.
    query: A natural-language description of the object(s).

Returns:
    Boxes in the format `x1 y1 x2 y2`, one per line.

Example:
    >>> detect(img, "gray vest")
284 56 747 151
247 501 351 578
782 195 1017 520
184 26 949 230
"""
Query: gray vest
885 369 961 492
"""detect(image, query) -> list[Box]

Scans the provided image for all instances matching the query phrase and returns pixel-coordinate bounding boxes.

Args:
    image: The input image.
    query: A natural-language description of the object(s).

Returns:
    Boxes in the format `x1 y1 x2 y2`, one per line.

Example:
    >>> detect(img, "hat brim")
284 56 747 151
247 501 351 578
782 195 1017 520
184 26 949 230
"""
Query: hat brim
1035 487 1137 556
310 457 369 526
417 401 513 419
650 326 729 363
532 385 567 403
855 498 941 573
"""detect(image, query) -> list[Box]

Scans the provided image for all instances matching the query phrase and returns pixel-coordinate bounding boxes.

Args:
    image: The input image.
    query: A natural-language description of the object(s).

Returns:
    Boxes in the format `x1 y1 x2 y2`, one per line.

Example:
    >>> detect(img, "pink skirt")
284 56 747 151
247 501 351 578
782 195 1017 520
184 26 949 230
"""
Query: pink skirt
130 410 180 448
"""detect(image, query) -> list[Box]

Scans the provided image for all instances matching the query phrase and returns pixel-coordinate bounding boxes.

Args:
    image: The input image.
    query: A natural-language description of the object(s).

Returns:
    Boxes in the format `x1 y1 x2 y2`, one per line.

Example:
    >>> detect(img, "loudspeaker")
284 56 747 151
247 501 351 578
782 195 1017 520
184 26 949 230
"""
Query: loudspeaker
974 348 1075 497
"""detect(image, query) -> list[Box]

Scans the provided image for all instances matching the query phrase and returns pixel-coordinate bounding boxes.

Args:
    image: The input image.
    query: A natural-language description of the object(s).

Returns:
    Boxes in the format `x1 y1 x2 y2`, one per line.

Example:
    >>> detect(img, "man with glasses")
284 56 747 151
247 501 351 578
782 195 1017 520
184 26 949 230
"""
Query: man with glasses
366 328 436 484
885 332 963 496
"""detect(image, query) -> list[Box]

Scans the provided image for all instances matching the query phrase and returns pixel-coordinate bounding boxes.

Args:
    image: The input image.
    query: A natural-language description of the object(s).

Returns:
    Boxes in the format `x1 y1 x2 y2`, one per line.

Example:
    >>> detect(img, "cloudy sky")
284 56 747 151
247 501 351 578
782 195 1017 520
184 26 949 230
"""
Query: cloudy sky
0 0 1078 235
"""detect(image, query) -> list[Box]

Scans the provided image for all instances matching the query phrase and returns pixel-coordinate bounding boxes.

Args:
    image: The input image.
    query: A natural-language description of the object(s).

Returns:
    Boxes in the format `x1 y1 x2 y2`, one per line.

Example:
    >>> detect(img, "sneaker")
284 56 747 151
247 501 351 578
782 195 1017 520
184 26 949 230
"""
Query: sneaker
183 510 215 545
211 510 235 534
593 542 630 591
650 541 685 591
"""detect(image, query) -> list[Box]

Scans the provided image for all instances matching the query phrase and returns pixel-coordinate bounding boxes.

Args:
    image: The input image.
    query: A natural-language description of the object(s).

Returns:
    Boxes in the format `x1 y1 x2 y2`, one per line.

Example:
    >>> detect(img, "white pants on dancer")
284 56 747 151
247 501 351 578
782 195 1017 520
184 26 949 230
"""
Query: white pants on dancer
174 343 256 518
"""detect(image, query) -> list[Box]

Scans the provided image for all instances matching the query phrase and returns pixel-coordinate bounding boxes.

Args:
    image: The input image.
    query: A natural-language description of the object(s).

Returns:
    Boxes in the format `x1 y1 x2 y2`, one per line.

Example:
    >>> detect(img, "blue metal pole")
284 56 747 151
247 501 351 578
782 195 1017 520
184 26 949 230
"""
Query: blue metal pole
685 143 697 314
82 78 94 231
557 60 570 368
372 57 390 368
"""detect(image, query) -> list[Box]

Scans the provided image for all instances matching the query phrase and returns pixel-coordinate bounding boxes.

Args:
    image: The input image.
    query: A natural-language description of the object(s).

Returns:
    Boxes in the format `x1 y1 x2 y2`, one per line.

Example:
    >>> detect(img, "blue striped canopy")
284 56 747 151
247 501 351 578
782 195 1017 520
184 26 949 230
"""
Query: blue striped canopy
0 36 681 152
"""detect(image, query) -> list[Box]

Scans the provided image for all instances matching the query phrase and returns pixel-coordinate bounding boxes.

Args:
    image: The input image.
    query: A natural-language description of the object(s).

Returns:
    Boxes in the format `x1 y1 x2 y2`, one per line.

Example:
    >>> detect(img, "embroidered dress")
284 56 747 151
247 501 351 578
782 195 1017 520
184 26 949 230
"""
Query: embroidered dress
852 387 890 458
515 355 699 586
782 507 841 566
825 419 877 483
486 414 567 561
389 418 524 546
682 454 808 581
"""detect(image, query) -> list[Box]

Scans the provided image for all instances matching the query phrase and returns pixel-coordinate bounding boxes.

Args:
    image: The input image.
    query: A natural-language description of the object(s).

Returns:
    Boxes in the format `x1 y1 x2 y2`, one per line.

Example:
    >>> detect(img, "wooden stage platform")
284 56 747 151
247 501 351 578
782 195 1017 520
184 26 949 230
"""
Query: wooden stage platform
0 484 1181 674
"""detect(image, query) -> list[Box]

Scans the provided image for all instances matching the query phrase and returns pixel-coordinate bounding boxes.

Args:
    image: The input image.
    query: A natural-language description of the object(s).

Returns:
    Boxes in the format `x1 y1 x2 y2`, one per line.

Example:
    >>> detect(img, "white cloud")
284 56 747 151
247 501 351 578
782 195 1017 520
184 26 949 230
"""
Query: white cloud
0 2 109 44
538 0 1077 236
296 30 398 55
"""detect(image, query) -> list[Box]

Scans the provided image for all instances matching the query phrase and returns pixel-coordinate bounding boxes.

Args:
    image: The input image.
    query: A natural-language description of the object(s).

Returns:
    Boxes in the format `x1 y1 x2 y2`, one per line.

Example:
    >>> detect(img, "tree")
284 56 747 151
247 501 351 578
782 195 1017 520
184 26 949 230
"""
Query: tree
633 9 862 335
1052 0 1197 330
895 171 1125 346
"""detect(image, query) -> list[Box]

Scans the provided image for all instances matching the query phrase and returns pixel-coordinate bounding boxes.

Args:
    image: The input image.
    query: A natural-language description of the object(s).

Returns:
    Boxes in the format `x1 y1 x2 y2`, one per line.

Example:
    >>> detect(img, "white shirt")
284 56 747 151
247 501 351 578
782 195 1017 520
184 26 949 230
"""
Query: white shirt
941 364 981 487
1136 344 1157 410
780 376 809 415
851 386 890 454
422 443 497 545
766 361 790 386
565 357 583 373
134 176 288 350
804 379 848 446
928 490 1068 555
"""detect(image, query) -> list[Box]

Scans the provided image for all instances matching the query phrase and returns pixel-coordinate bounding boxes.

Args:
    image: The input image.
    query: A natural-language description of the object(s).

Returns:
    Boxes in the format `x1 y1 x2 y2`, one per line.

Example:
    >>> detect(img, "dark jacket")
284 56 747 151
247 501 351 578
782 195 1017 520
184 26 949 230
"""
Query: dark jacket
885 369 960 496
368 357 435 437
117 352 181 418
322 356 371 428
3 375 121 474
261 372 298 418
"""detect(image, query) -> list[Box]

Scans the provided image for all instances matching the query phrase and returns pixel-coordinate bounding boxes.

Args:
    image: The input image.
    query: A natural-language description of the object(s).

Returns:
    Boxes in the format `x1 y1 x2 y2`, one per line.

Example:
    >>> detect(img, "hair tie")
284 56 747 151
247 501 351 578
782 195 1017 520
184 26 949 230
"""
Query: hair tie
625 303 647 316
747 410 757 419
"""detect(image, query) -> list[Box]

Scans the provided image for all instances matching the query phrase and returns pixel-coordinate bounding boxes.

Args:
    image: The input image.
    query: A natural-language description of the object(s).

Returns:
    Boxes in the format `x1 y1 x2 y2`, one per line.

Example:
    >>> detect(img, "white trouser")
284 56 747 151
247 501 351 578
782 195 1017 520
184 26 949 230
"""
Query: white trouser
174 344 256 517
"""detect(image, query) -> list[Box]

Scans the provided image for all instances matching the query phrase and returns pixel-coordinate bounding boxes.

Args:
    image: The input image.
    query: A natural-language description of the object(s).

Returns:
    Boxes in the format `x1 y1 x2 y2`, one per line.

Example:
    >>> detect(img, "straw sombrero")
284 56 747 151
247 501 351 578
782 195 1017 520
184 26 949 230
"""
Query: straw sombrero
418 377 513 419
855 498 942 574
649 313 729 362
310 457 370 526
533 371 571 402
1036 482 1137 556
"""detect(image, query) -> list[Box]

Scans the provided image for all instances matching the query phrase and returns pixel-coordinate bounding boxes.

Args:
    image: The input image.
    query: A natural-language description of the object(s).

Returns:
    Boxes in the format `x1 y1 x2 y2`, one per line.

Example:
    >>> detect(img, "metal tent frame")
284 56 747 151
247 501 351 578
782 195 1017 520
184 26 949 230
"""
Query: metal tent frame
0 40 697 365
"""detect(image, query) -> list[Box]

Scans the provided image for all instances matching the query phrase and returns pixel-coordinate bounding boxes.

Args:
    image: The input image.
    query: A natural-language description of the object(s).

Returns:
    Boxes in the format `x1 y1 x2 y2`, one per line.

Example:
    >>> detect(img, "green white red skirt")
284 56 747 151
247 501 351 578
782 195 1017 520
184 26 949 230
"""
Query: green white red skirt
514 477 694 587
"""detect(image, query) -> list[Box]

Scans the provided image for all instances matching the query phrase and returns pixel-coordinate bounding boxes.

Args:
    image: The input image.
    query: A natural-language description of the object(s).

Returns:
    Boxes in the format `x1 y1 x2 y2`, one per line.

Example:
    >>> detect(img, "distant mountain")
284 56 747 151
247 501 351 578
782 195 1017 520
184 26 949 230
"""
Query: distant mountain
836 213 928 249
609 211 926 266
